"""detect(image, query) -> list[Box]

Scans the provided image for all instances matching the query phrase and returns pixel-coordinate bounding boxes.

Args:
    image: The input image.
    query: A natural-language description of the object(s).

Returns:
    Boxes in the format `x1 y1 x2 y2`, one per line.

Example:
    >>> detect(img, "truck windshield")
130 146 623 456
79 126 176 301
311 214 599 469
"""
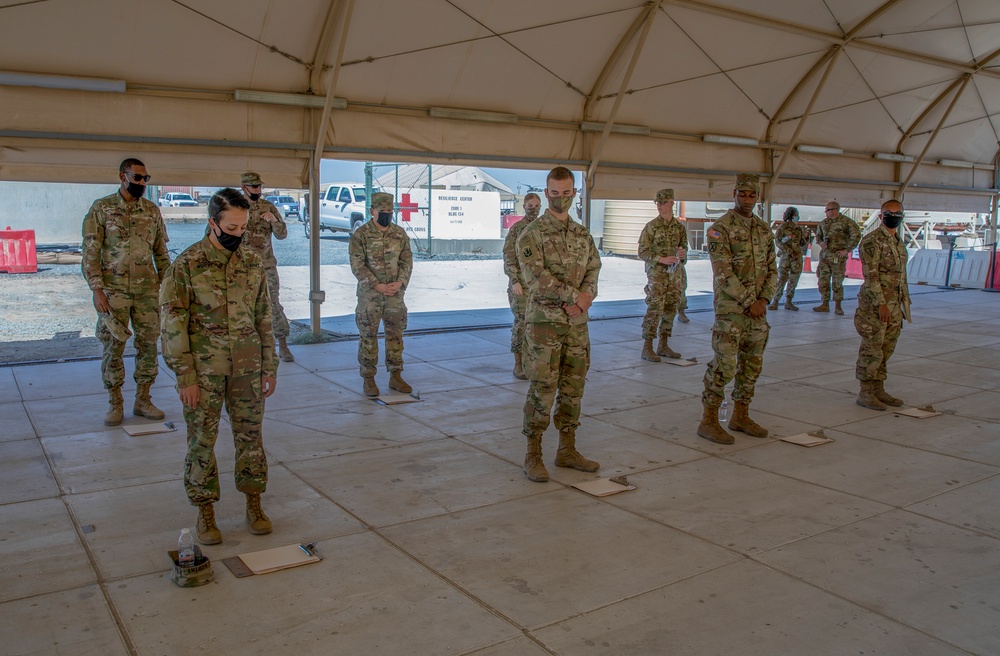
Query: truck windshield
352 189 366 202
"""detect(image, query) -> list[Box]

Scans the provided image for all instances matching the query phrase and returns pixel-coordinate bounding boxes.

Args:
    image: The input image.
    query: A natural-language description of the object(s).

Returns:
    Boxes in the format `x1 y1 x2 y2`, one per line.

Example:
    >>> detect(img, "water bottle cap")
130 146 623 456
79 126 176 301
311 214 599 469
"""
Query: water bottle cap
181 528 190 534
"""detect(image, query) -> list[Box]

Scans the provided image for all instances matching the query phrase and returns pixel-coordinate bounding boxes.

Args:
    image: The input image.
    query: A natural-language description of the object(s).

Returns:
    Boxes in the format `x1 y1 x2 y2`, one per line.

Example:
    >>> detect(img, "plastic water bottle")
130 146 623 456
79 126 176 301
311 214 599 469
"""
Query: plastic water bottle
718 400 730 422
178 528 195 565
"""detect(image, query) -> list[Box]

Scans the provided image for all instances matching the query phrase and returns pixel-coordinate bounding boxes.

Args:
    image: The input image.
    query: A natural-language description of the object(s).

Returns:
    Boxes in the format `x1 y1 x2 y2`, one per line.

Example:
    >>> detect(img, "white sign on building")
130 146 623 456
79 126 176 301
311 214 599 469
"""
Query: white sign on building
393 189 500 240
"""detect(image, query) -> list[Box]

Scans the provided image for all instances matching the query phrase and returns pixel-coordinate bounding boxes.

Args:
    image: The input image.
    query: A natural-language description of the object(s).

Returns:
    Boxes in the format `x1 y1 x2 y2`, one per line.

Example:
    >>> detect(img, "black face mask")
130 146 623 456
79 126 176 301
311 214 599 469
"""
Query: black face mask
212 223 243 252
247 192 261 202
882 211 904 229
125 181 146 200
377 211 392 227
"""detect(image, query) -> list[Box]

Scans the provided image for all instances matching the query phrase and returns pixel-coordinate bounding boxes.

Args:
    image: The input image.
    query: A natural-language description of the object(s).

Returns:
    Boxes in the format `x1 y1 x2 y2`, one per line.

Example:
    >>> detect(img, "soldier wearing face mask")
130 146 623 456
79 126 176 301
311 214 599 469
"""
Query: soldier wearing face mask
516 166 602 482
854 199 910 411
159 187 278 546
503 192 542 379
637 188 688 362
349 192 414 397
769 206 812 311
81 157 171 427
239 172 294 363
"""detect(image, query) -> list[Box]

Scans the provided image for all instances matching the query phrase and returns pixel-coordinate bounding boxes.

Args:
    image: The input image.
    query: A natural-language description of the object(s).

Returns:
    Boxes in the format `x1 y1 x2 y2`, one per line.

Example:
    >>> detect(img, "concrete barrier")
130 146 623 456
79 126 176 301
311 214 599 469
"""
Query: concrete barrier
908 248 991 288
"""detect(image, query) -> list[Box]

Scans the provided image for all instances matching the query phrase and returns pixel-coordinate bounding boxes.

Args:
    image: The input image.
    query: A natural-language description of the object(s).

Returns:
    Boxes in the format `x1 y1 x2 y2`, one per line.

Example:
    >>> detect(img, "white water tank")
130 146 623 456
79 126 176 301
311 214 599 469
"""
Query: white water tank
602 200 653 256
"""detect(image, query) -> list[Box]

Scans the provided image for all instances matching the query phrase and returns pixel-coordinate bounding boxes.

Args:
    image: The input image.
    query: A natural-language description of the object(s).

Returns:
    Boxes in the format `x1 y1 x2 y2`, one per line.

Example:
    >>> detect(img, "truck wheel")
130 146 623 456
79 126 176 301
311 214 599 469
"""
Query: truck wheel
350 216 364 234
303 220 311 238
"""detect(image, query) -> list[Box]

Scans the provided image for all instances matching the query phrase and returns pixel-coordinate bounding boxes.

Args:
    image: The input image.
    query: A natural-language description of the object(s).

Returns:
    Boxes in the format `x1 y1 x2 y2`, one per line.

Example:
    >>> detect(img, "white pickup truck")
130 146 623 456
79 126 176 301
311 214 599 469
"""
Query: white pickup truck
302 183 370 237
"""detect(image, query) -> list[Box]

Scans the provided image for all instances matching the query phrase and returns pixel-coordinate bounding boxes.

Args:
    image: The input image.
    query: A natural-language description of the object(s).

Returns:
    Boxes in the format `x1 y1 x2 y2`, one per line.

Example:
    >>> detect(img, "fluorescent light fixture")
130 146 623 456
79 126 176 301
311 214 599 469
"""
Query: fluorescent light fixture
233 89 346 110
796 144 844 155
580 121 651 136
0 70 125 93
873 152 914 163
938 158 975 169
428 107 518 124
703 134 759 147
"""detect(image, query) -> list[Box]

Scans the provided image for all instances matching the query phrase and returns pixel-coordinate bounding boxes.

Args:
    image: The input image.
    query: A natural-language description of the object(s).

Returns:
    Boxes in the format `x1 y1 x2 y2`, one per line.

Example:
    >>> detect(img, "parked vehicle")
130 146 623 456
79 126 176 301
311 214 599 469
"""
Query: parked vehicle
159 192 198 207
302 183 369 237
265 195 300 219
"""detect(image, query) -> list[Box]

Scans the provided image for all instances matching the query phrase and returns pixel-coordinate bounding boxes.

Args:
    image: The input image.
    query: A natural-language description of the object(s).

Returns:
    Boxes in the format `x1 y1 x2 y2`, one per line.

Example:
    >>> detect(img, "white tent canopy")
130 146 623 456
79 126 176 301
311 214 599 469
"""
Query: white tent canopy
1 0 999 211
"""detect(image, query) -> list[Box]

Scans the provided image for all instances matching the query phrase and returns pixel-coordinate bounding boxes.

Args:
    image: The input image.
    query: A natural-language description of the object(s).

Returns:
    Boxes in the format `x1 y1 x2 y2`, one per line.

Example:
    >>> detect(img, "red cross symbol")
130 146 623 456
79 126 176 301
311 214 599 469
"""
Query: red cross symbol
399 193 419 222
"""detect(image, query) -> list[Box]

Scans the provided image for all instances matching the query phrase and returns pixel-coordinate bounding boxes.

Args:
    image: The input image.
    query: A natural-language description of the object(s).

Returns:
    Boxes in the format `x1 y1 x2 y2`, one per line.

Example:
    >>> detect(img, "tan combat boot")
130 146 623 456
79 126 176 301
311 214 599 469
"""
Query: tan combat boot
104 387 124 426
641 339 661 362
697 404 735 445
677 309 690 324
554 429 600 472
813 301 830 312
856 381 887 411
873 380 904 407
362 376 379 397
512 351 527 380
245 493 272 535
785 298 799 311
768 298 779 311
728 402 769 438
389 371 412 394
133 383 165 420
655 337 680 360
195 503 222 545
278 337 295 362
523 434 549 482
834 301 844 316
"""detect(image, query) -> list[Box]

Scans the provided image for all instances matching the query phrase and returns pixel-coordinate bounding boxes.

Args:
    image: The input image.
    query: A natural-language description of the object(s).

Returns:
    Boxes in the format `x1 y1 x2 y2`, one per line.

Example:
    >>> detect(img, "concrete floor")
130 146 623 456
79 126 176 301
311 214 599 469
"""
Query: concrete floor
1 286 999 655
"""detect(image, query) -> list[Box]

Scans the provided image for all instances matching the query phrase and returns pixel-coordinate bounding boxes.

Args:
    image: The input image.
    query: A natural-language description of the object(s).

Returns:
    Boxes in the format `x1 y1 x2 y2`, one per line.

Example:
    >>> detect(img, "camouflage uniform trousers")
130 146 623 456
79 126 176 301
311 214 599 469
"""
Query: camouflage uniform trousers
508 287 528 353
641 277 681 340
183 372 267 505
522 322 590 437
679 264 688 311
774 255 804 301
96 291 160 390
702 314 770 407
264 266 290 339
356 292 407 377
816 250 849 302
854 303 903 382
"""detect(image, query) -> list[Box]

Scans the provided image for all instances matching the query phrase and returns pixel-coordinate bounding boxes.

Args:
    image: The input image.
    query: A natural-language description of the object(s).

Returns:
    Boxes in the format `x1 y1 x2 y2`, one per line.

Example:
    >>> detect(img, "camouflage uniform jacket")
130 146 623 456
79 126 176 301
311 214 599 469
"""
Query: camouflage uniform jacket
816 213 861 252
857 225 909 309
82 191 171 294
349 220 413 296
502 214 536 289
774 221 810 259
637 216 688 278
159 236 277 389
706 209 778 315
517 210 601 326
243 198 288 268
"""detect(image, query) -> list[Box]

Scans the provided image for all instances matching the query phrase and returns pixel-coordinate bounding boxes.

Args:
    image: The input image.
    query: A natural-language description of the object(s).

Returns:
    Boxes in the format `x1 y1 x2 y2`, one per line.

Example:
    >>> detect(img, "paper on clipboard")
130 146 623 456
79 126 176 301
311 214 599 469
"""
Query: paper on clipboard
779 430 834 447
572 476 636 497
893 406 941 419
237 544 320 575
374 390 423 405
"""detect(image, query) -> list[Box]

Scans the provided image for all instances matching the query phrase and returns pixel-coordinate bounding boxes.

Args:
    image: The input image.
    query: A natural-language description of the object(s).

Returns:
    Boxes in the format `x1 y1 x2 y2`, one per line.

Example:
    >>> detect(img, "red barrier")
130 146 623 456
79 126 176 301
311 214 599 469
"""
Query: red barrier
0 226 38 274
990 248 1000 290
845 251 863 279
503 214 524 230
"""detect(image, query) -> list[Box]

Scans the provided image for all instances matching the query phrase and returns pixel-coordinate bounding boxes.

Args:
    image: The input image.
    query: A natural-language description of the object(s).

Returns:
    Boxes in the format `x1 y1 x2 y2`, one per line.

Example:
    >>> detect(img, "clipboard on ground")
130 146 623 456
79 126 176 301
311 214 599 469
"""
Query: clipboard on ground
223 543 321 577
122 422 177 436
374 390 422 405
572 476 636 497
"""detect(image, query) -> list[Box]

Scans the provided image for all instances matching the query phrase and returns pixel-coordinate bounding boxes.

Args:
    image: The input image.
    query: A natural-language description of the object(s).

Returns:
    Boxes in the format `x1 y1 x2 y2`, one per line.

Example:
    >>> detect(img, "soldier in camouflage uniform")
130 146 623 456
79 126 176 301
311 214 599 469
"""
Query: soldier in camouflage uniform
677 254 690 323
160 188 278 545
813 201 861 315
350 192 414 398
637 188 688 361
240 171 294 363
697 174 777 445
768 206 812 311
517 166 602 482
503 193 542 380
82 158 171 426
854 199 910 411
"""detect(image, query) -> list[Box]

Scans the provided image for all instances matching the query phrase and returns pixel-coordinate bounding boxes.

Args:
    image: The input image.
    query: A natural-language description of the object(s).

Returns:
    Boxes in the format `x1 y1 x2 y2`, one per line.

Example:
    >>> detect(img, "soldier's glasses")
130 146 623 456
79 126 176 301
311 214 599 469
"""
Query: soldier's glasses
125 173 151 183
882 211 904 220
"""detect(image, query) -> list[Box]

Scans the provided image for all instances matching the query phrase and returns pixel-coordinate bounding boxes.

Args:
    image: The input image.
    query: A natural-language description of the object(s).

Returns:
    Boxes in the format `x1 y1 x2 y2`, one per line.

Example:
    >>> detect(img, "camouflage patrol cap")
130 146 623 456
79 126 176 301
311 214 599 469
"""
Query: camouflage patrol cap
655 189 674 203
241 171 263 186
735 173 760 193
371 192 394 211
102 312 132 342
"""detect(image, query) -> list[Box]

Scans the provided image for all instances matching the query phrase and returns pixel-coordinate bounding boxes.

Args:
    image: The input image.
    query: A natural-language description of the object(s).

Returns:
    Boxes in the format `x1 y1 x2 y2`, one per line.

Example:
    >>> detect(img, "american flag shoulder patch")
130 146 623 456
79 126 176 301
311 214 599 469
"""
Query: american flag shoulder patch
707 229 721 239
